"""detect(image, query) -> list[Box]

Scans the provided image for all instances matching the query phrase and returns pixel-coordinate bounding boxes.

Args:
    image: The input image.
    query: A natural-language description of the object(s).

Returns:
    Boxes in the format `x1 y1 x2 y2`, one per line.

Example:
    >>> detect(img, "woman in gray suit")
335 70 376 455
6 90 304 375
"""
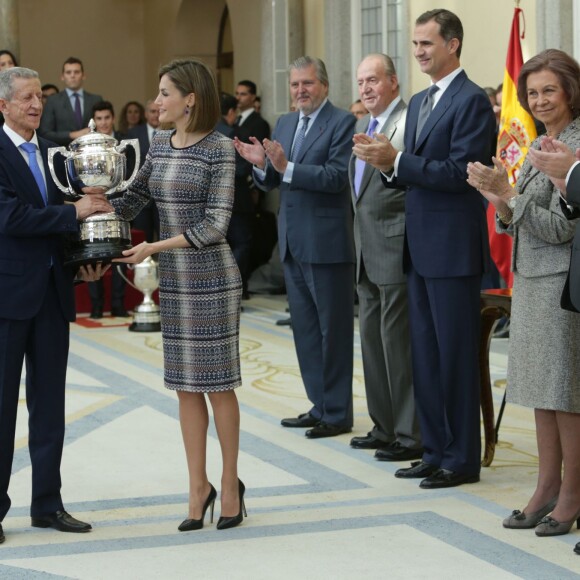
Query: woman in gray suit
467 49 580 537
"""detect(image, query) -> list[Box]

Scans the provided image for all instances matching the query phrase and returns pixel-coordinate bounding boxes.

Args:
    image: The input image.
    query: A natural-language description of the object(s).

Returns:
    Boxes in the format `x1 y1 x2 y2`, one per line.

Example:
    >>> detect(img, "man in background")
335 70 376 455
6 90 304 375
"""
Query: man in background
39 56 102 146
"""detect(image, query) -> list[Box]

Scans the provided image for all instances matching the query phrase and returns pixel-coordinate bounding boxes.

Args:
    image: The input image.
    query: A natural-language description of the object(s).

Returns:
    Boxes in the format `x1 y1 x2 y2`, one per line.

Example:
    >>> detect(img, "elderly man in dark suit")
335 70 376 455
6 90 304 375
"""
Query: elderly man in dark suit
349 53 421 461
235 56 356 438
355 9 495 487
0 66 111 544
39 56 103 146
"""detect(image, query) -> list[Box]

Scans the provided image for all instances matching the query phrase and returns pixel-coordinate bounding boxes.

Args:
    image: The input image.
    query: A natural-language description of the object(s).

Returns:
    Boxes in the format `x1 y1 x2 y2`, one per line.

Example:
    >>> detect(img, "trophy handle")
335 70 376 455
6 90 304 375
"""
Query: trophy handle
47 147 72 195
116 138 141 192
115 263 139 291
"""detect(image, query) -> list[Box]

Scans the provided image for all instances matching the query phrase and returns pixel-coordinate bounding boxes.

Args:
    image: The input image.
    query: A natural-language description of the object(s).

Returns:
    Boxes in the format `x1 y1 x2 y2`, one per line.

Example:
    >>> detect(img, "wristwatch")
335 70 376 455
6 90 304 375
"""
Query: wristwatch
508 195 518 210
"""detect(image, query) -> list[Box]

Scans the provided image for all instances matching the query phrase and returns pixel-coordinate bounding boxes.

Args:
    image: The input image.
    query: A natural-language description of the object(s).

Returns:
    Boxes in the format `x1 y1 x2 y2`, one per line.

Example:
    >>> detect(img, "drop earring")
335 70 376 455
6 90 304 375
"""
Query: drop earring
185 106 191 115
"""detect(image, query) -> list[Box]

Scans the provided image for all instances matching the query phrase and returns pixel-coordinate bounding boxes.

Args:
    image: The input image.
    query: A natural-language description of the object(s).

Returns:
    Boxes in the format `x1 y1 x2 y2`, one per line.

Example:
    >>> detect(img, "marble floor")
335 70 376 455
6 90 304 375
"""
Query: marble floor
1 295 579 579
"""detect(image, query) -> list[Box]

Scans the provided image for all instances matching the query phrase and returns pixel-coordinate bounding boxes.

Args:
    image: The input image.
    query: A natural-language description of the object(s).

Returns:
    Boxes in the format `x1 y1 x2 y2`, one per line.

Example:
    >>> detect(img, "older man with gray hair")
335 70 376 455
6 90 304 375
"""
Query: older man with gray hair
0 66 111 543
234 56 356 438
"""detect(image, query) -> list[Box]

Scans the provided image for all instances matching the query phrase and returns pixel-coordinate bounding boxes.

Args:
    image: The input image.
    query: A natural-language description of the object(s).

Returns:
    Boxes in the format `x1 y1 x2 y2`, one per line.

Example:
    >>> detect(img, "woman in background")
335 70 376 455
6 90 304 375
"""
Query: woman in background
118 100 145 136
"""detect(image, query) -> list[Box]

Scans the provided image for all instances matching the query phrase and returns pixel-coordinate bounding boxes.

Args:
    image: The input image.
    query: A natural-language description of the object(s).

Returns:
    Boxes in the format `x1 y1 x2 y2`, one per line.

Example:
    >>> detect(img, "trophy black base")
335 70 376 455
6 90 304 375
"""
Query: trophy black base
65 241 132 268
129 321 161 333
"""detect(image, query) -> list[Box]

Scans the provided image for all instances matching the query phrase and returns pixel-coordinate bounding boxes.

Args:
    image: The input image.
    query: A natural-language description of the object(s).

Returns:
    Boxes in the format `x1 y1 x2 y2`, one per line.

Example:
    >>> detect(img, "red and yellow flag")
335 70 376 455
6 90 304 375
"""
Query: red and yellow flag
488 5 537 287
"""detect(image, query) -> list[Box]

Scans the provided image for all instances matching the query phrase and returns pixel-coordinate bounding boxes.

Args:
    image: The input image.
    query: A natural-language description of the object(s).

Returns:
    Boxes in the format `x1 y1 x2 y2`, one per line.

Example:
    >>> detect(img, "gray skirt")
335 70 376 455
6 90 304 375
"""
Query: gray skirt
507 271 580 412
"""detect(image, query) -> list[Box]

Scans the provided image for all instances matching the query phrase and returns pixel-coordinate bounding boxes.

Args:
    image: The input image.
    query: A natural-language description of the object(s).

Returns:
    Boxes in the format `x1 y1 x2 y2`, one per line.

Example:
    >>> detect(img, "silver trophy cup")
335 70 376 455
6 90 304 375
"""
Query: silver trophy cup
117 257 161 332
48 119 140 267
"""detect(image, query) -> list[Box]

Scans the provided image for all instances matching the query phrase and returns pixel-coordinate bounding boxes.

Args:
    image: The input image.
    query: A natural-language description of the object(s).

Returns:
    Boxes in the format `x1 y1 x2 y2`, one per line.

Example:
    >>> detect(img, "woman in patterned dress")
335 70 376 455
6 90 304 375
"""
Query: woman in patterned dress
467 50 580 537
114 59 245 531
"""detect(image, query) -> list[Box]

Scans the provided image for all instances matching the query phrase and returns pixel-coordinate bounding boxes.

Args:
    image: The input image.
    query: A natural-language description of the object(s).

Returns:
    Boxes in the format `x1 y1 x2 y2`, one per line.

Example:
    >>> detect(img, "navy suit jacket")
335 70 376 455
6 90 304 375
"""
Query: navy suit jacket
127 124 151 168
256 100 356 264
39 90 103 145
386 71 495 278
0 128 79 321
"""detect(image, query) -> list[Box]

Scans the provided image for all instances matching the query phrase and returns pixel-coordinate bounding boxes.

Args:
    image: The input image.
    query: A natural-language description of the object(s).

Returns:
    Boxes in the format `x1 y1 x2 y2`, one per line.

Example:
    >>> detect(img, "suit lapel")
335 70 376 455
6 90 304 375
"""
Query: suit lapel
294 101 331 164
414 71 467 151
357 102 405 202
0 129 47 208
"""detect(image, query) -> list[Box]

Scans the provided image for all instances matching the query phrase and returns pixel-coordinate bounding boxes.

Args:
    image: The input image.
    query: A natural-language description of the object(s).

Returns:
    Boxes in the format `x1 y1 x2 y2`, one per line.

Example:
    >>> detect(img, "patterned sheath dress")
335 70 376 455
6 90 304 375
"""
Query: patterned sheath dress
113 129 242 392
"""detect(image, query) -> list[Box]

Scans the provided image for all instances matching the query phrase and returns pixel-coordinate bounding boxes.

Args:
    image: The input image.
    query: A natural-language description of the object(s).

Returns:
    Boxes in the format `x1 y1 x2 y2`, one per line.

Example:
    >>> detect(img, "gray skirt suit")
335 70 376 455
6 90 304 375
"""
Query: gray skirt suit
498 118 580 412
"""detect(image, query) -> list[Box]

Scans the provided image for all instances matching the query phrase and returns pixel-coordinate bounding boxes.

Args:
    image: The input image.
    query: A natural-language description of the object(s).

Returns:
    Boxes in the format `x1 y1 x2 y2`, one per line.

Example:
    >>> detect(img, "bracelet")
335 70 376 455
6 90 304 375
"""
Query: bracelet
497 209 513 225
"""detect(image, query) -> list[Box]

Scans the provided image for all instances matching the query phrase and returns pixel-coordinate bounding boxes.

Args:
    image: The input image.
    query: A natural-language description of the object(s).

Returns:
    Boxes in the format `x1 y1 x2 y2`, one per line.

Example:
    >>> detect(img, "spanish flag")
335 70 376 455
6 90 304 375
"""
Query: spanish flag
488 5 537 287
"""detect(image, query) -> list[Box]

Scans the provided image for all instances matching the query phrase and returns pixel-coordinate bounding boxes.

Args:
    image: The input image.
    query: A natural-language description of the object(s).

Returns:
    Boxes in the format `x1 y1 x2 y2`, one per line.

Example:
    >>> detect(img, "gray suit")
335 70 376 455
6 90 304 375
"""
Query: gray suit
39 90 103 145
349 100 420 447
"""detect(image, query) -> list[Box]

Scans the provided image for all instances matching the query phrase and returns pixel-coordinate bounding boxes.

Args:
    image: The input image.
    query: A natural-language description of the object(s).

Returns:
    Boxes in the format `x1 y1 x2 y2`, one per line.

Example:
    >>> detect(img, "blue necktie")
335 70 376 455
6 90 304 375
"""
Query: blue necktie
415 85 439 141
20 142 48 205
290 116 310 162
354 117 379 197
73 92 83 129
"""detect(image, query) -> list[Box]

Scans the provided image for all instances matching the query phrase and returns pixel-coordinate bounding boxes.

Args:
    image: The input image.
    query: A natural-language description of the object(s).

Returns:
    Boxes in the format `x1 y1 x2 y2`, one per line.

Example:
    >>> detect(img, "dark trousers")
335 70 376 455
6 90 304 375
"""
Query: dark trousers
283 251 354 427
227 212 253 293
0 272 68 520
88 264 127 311
406 263 482 475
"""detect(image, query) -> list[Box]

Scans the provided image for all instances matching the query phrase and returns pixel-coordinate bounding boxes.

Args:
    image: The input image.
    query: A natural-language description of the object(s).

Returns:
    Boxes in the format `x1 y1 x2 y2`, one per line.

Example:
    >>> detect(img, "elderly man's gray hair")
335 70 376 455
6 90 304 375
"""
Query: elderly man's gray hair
288 56 329 86
0 67 40 101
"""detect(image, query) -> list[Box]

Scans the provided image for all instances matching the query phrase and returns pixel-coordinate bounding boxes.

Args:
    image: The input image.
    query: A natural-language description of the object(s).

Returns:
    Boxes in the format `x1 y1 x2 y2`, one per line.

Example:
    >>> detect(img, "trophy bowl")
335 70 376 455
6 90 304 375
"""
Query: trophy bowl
48 119 140 267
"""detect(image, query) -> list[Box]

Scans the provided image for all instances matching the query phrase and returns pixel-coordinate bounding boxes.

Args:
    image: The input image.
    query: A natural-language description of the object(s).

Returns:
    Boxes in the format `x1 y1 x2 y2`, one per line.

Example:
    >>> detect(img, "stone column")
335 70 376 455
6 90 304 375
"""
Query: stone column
324 0 352 111
260 0 304 124
0 0 19 61
536 0 574 55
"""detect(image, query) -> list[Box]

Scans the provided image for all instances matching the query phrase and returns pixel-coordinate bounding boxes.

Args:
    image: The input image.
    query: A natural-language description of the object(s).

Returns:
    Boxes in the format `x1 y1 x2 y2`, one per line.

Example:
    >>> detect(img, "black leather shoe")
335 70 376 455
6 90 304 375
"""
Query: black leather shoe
350 433 390 450
375 442 424 462
574 542 580 555
111 308 130 317
281 412 319 428
305 422 352 439
31 510 92 533
90 308 103 319
0 523 4 543
276 316 292 327
419 468 480 489
395 460 438 479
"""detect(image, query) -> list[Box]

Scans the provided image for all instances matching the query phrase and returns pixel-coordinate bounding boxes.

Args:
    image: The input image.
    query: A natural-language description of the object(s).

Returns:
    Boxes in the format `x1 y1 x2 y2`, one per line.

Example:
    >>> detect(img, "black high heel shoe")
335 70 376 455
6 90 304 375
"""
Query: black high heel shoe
178 483 217 532
216 479 247 530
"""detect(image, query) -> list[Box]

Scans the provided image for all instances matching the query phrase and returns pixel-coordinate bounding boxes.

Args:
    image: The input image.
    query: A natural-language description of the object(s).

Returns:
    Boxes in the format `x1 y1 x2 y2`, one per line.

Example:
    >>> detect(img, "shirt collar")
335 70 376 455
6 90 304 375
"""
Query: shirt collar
372 96 402 130
429 67 463 104
298 98 328 125
3 123 40 149
238 108 254 125
65 87 84 98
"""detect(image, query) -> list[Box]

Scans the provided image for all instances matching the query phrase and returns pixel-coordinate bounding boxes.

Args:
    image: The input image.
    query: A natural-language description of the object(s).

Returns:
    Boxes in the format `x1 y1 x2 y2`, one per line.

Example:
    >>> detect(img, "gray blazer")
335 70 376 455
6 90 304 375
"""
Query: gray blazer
349 99 407 285
39 90 103 145
498 118 580 279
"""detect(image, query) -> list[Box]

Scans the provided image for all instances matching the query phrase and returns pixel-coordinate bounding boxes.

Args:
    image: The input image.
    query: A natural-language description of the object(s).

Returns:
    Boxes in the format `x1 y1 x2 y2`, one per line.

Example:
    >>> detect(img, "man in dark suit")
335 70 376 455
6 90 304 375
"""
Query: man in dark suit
357 9 495 487
229 80 271 298
87 101 130 319
39 56 103 146
234 57 356 438
348 54 421 461
127 99 160 243
0 67 112 543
